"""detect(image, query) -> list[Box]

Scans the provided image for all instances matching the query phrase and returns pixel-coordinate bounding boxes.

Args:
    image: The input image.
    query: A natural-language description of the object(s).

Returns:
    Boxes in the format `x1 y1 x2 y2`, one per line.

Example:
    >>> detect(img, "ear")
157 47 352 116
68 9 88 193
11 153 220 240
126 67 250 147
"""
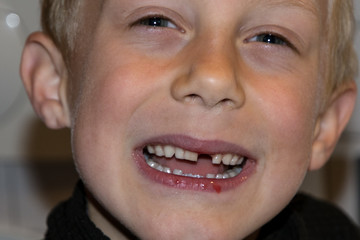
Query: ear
20 32 71 129
309 82 357 170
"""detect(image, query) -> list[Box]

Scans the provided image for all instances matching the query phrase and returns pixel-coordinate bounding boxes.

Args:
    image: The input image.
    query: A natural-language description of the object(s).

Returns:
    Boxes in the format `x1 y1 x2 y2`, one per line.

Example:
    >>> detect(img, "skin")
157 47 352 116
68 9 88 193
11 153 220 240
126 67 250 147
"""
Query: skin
20 0 357 239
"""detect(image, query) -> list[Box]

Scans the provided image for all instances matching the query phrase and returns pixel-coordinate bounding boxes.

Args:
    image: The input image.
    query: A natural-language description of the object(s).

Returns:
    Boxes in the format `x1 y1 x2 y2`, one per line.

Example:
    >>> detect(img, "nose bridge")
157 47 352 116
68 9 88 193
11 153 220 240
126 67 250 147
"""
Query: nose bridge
193 36 238 90
171 31 245 110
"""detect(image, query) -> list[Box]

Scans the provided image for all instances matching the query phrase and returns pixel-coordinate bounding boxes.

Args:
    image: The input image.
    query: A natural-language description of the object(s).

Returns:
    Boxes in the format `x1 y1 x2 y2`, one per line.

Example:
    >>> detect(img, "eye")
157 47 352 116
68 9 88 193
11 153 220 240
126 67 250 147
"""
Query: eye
137 16 177 29
248 33 288 46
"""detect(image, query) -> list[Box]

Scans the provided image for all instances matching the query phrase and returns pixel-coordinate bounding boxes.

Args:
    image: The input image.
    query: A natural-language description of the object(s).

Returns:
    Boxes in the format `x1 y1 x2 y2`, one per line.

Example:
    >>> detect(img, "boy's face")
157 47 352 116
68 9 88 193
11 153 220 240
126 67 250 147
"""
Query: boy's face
68 0 326 239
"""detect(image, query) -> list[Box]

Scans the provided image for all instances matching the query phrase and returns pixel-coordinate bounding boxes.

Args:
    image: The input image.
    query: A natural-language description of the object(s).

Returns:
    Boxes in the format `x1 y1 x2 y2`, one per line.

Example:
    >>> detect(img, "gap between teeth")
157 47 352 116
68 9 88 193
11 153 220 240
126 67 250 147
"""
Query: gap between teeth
146 145 245 166
145 158 243 179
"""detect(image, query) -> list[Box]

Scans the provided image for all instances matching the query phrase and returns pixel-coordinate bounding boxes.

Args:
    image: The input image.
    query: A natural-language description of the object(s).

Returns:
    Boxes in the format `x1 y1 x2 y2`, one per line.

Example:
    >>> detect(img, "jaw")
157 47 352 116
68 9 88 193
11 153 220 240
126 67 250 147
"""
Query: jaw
115 191 264 240
114 135 262 239
81 134 261 239
87 170 263 240
76 126 310 240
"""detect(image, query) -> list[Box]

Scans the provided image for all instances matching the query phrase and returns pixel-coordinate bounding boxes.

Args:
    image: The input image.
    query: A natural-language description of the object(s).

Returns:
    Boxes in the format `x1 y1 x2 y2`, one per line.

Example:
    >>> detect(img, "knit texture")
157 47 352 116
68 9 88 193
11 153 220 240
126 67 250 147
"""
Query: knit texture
45 181 110 240
45 181 360 239
258 194 360 240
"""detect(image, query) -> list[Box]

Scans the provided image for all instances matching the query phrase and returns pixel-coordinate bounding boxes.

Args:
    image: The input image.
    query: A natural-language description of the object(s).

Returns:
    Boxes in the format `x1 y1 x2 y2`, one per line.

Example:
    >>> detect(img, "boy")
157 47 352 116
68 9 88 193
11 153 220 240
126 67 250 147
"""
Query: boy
20 0 360 239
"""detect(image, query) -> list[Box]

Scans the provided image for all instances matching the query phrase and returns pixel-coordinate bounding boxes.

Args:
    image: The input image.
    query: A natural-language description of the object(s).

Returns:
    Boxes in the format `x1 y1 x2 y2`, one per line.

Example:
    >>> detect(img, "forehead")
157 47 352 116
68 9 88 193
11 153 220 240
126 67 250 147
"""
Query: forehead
261 0 324 12
254 0 329 24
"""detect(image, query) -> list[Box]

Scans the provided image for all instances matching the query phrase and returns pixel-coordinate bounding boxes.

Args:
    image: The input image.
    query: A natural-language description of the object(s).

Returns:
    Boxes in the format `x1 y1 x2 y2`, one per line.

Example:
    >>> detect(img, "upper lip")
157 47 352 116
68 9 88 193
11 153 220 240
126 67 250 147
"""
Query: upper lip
137 134 256 160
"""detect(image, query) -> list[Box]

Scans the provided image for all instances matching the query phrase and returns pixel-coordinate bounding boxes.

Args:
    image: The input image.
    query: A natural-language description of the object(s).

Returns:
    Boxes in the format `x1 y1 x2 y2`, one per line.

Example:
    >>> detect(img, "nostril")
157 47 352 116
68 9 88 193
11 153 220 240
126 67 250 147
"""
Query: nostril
219 98 237 108
184 94 202 104
184 94 238 109
220 98 231 104
187 94 199 99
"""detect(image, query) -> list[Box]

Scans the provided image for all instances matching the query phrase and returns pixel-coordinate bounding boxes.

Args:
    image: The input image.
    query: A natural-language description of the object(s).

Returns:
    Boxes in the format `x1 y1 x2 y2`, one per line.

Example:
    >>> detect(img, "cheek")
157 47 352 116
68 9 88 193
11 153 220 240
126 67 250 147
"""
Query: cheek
255 68 319 150
69 49 169 179
252 71 320 186
249 85 319 222
271 89 315 154
69 65 149 217
266 90 315 145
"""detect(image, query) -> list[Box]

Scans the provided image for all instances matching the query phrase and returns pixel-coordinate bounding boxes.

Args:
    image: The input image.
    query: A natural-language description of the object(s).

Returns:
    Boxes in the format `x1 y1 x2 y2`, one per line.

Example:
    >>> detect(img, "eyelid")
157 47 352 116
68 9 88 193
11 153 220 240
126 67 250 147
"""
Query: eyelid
131 14 179 30
246 32 295 49
242 26 305 54
125 7 188 33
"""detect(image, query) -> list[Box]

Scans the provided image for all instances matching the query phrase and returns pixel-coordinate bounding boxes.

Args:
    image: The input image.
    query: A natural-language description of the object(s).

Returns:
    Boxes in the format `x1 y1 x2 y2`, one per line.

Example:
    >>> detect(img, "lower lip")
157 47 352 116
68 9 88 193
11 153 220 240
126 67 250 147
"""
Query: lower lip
134 149 256 193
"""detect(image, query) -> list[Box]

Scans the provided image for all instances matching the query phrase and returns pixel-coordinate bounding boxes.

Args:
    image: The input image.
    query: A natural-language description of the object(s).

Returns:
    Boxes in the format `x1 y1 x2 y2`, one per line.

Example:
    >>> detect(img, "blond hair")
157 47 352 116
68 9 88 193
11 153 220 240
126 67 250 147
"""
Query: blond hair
41 0 81 63
40 0 358 97
326 0 358 98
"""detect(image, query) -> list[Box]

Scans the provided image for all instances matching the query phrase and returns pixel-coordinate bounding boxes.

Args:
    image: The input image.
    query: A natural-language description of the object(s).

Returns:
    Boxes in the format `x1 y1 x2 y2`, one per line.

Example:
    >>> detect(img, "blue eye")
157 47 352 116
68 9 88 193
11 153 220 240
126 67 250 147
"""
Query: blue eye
249 33 287 46
139 17 177 29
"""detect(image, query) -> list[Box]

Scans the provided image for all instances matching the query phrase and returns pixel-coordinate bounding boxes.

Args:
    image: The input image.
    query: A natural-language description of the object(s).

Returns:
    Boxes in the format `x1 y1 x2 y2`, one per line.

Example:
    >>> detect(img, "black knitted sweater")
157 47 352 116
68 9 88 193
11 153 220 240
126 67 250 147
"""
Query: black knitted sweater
45 181 360 240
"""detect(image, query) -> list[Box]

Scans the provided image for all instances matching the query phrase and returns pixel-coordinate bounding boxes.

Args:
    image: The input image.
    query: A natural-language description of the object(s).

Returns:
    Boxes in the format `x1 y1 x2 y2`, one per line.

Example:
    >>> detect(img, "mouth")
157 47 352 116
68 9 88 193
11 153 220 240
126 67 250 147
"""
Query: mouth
143 145 246 179
135 135 256 193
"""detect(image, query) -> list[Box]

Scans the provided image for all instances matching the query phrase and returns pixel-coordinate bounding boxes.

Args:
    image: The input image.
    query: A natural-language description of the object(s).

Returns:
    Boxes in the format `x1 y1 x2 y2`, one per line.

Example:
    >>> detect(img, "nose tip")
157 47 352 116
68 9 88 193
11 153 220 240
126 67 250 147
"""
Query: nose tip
171 48 245 110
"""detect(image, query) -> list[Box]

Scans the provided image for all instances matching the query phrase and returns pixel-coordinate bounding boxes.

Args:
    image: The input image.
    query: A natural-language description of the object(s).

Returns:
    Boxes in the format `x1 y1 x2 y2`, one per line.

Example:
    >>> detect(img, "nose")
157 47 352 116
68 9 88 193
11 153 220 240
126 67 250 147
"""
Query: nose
171 38 245 110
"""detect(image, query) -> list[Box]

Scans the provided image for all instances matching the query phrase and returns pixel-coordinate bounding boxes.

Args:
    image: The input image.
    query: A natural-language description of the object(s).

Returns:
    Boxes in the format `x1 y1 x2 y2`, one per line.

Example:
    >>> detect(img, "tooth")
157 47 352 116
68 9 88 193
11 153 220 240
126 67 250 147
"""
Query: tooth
147 160 158 168
237 157 245 165
222 154 233 165
173 169 183 176
222 173 230 179
164 145 175 158
234 167 242 174
212 154 222 165
163 167 171 174
185 173 202 178
216 174 223 179
144 151 150 161
230 155 239 165
147 145 155 154
155 145 165 157
184 150 198 162
175 147 185 159
227 170 237 178
206 173 216 179
155 165 164 172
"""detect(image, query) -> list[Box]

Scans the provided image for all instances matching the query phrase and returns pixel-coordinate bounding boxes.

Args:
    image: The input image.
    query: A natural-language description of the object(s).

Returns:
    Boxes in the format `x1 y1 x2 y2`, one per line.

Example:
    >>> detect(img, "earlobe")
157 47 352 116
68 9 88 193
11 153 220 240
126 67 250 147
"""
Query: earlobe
309 82 357 170
20 32 71 129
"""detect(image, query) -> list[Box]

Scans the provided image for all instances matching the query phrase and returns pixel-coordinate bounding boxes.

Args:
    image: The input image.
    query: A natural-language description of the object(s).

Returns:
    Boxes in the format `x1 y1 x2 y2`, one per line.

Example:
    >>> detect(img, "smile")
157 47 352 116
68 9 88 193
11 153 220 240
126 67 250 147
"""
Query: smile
135 135 256 193
144 145 247 179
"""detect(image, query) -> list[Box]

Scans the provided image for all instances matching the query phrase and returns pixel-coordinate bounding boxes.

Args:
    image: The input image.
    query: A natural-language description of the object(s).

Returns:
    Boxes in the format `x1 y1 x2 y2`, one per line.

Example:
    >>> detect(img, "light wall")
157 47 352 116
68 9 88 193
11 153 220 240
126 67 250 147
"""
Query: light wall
0 0 359 238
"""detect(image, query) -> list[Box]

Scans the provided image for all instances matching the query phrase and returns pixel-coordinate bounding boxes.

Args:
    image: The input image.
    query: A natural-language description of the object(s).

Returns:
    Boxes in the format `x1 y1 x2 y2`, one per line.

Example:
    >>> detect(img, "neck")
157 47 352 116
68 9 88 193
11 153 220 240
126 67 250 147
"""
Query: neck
86 192 138 240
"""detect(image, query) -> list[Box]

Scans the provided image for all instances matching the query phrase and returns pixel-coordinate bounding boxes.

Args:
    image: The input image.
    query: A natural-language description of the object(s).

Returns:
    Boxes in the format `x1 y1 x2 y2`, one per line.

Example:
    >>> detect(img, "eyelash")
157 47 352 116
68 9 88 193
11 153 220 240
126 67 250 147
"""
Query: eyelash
131 15 178 29
131 16 297 52
246 32 297 52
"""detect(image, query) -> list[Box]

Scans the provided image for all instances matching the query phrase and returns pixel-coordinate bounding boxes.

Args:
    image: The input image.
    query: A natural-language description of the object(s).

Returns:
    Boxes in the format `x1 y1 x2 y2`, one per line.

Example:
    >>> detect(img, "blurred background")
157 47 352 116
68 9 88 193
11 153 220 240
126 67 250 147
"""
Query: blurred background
0 0 359 239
